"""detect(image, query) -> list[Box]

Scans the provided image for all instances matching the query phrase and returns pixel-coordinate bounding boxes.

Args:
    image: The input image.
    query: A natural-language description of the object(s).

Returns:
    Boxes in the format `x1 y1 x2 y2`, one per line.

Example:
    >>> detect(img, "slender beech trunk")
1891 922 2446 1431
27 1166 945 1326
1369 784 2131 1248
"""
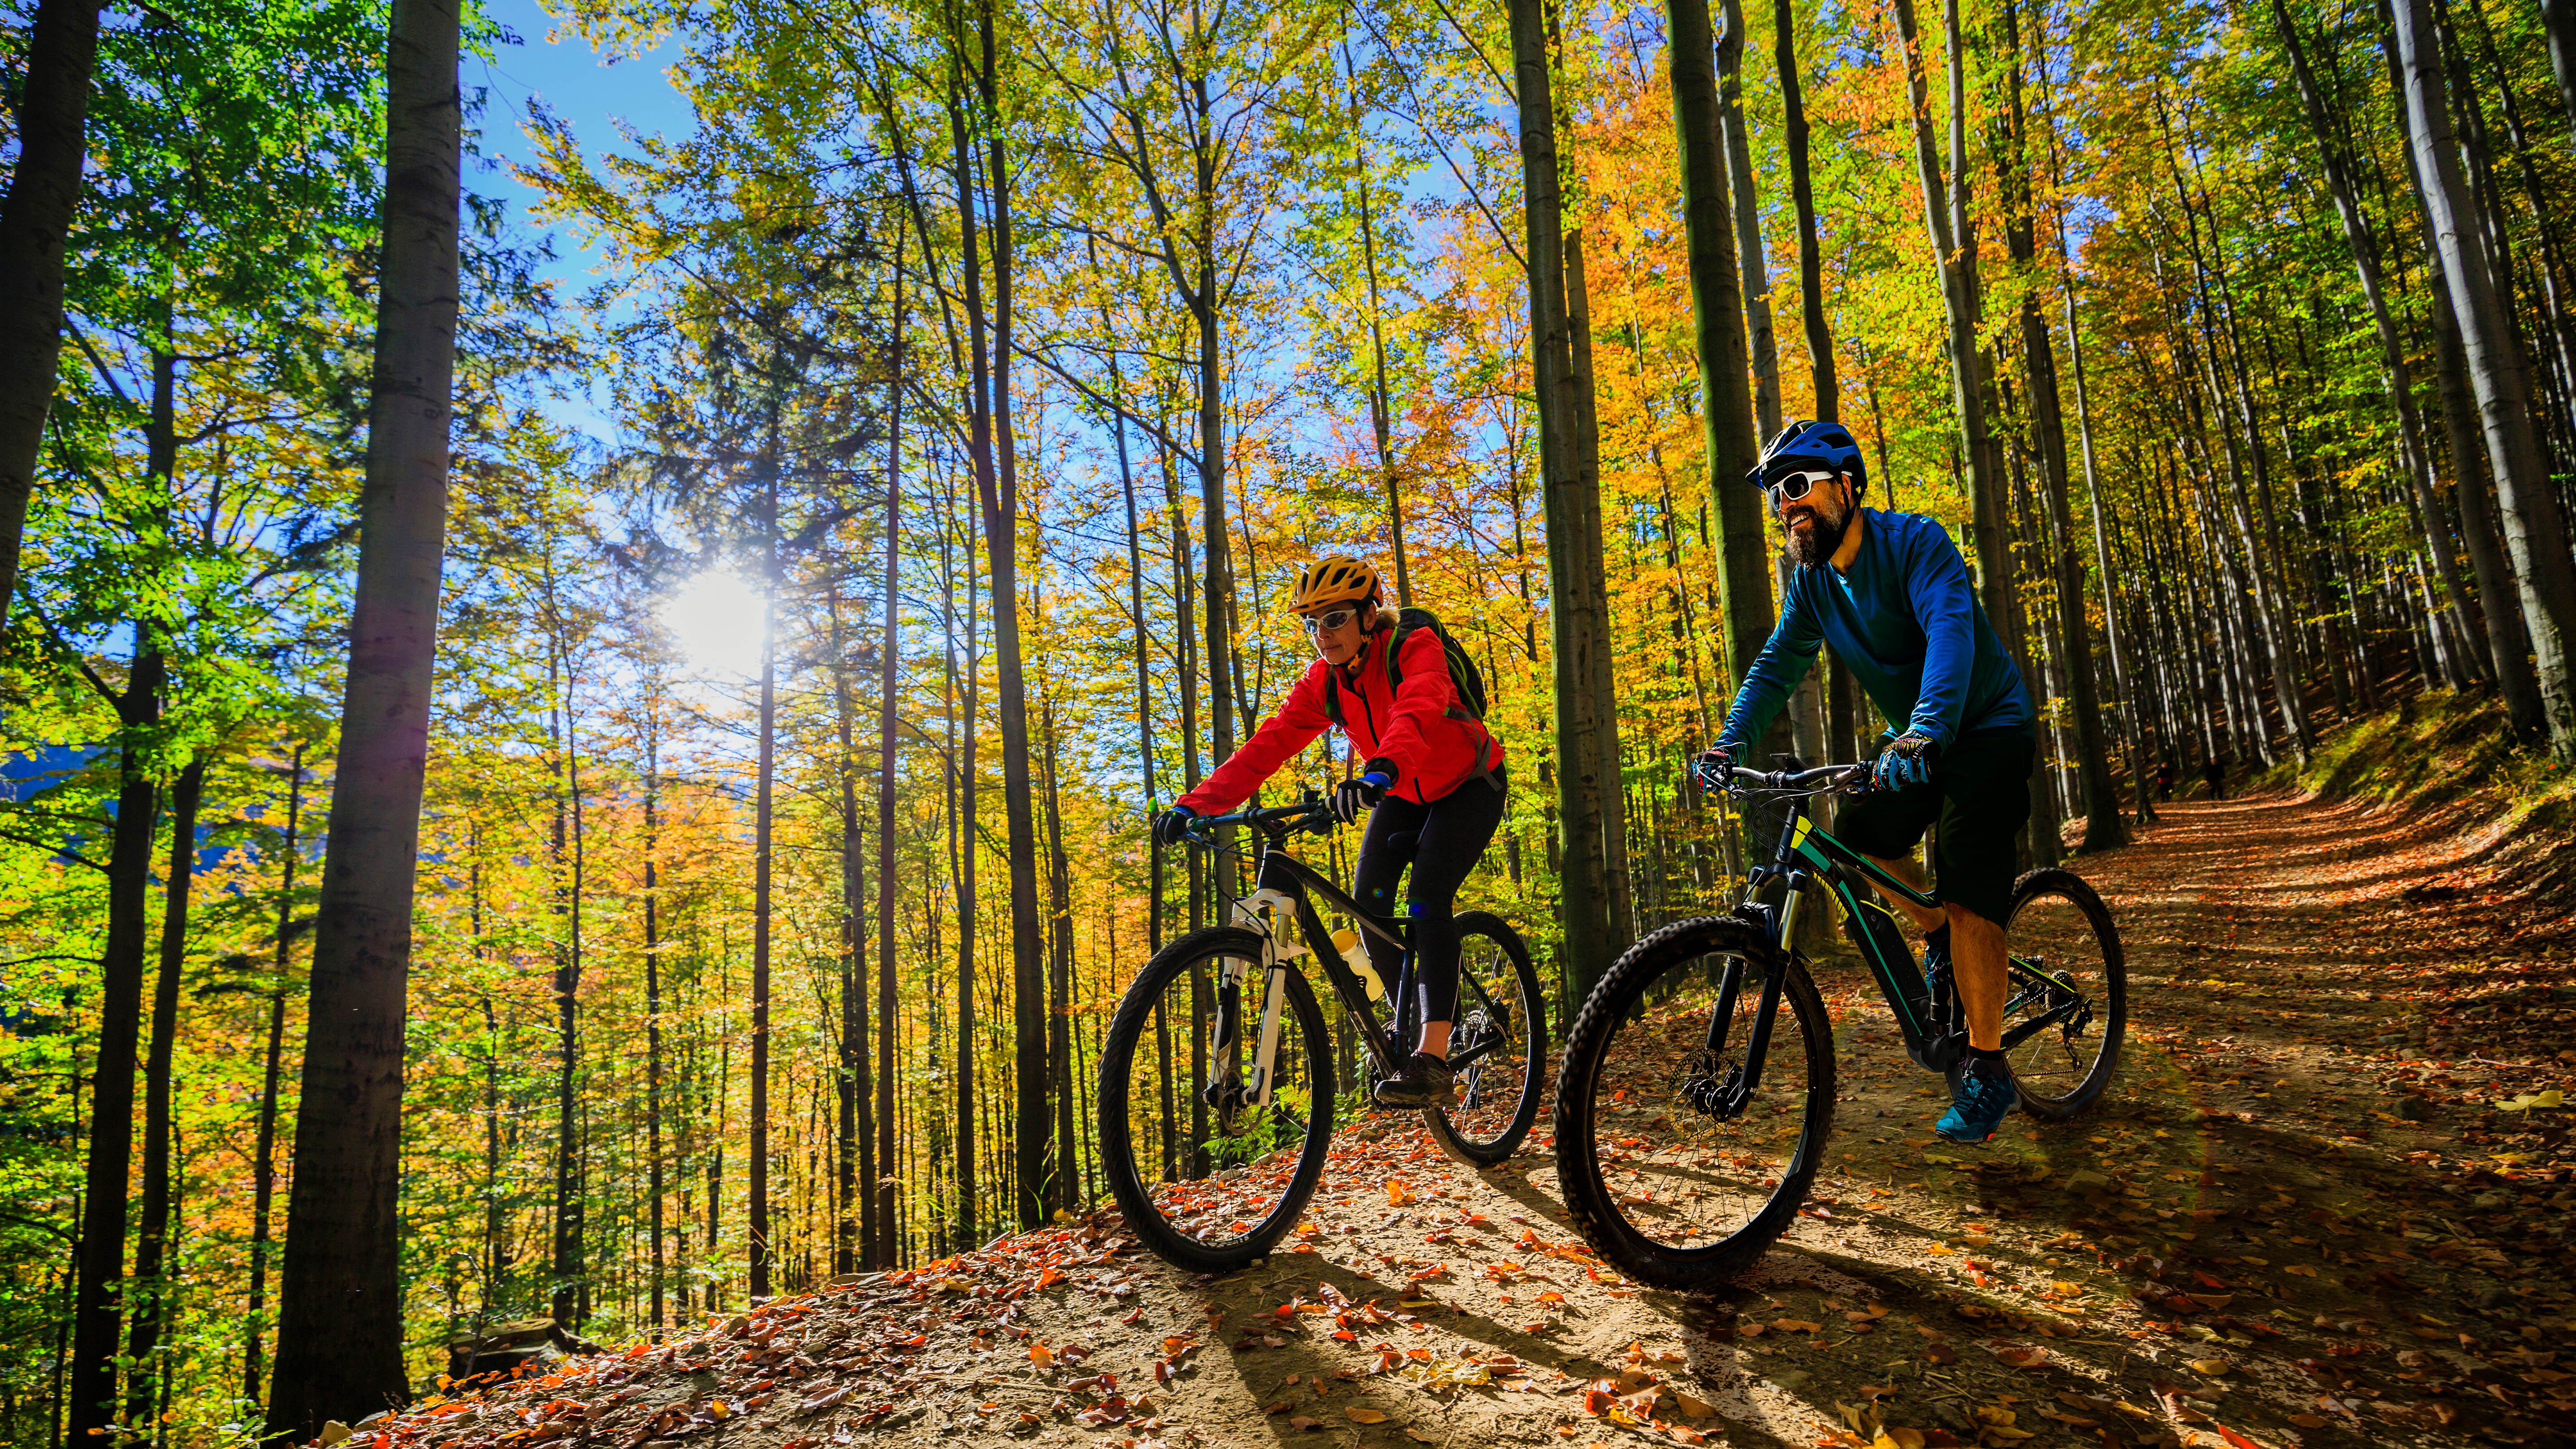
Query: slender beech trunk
831 587 869 1275
0 0 106 621
549 654 585 1324
954 20 1052 1230
267 0 458 1426
748 460 779 1298
1716 0 1779 437
1667 0 1776 714
1517 0 1623 1002
1344 33 1411 602
71 703 161 1445
2393 0 2576 759
244 746 302 1400
876 250 904 1270
2000 0 2121 849
2545 0 2576 148
1775 0 1836 421
127 758 203 1429
643 719 665 1330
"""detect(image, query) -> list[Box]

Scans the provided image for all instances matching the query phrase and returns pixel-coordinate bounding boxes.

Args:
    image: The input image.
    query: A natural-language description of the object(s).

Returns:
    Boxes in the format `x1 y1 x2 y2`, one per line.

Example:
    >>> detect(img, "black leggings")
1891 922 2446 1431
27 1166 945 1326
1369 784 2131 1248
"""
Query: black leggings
1351 769 1507 1028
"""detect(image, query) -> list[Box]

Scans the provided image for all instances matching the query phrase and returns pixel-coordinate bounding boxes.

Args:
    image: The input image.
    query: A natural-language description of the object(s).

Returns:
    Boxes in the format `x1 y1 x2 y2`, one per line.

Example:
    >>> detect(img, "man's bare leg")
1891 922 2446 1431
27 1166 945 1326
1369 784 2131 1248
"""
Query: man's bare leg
1866 856 2004 1052
1945 904 2005 1052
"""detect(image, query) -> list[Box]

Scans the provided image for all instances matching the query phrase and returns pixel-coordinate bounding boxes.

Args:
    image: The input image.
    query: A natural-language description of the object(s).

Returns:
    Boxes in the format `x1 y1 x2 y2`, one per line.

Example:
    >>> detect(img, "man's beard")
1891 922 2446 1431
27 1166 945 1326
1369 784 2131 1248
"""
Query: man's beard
1784 496 1852 566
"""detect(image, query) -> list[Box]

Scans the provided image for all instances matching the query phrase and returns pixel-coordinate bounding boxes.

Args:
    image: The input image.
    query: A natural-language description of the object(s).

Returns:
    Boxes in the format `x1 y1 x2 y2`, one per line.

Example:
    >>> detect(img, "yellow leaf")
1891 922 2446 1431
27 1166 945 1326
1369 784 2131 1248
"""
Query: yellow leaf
2186 1358 2232 1376
1344 1406 1390 1424
2495 1090 2563 1113
1870 1432 1926 1449
1388 1180 1414 1207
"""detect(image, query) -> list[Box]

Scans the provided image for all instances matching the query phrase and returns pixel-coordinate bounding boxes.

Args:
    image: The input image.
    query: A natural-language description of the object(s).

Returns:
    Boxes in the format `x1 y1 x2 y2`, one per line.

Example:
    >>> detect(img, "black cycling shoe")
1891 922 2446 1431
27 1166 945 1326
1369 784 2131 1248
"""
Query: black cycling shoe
1372 1051 1458 1109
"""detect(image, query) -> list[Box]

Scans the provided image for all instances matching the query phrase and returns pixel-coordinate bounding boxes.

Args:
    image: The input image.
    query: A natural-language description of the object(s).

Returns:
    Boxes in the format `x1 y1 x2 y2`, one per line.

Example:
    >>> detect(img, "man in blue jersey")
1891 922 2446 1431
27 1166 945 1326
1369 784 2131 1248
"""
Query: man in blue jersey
1692 420 2037 1144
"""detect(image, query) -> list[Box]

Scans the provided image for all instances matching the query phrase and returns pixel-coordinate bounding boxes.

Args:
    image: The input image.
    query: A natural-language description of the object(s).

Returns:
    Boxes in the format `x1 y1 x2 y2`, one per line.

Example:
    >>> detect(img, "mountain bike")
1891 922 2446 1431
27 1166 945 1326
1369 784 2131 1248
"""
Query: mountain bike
1099 795 1545 1274
1554 760 2126 1292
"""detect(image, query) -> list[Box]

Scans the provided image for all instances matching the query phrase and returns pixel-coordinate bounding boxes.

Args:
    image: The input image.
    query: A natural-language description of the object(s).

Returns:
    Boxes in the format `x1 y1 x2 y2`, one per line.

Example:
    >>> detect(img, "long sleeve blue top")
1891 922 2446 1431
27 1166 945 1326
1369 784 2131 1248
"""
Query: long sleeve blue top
1716 508 2032 754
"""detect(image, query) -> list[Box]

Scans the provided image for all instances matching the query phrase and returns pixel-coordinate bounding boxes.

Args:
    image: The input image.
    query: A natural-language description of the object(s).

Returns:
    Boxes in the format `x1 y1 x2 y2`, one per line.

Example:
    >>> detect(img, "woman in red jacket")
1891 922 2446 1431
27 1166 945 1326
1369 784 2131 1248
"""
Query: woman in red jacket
1153 556 1508 1108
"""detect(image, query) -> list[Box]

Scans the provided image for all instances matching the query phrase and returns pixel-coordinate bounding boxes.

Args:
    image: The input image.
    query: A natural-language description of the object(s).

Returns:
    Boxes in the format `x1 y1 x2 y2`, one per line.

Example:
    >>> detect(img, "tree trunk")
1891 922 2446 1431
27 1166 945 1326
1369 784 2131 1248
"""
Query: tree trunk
1716 0 1780 438
1999 0 2122 850
1774 0 1837 423
1517 0 1623 1003
876 252 905 1270
831 587 869 1276
127 758 203 1429
245 745 303 1398
550 658 585 1325
70 713 161 1445
643 718 665 1331
0 0 105 624
1666 0 1777 712
749 463 778 1299
266 0 458 1426
2393 0 2576 758
2544 0 2576 150
954 18 1052 1232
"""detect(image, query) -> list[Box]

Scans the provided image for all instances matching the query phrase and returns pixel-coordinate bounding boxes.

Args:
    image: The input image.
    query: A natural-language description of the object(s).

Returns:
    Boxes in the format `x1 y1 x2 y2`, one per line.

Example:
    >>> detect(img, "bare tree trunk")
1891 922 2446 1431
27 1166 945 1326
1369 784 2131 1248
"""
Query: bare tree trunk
749 462 778 1299
0 0 105 623
70 712 160 1445
643 717 665 1330
266 0 458 1426
1666 0 1776 712
1517 0 1623 1003
876 253 905 1271
244 746 303 1398
1716 0 1779 437
127 758 203 1429
830 586 869 1275
2394 0 2576 758
549 654 586 1324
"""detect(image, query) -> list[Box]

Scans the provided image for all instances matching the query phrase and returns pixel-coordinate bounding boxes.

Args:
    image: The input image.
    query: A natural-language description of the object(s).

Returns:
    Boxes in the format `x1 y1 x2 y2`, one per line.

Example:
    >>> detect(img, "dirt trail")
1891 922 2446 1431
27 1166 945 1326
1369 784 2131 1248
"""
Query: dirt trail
387 790 2575 1449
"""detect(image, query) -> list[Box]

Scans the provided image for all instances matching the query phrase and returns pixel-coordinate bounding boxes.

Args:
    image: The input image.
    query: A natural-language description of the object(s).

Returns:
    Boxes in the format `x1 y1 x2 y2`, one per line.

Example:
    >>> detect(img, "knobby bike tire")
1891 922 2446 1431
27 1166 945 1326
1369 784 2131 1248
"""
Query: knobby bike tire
1098 925 1335 1275
1421 911 1546 1169
2000 868 2126 1120
1553 916 1836 1293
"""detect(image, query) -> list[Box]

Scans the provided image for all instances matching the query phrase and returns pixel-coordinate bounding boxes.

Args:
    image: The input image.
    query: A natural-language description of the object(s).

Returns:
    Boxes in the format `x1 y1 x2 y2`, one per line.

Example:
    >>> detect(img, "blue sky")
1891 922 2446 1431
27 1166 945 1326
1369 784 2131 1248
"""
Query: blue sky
471 0 693 441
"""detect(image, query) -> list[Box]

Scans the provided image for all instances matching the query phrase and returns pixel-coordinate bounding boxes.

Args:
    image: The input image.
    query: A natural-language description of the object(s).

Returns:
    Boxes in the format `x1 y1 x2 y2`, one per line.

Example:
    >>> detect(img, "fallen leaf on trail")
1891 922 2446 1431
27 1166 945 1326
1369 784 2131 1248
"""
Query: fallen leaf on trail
1388 1180 1415 1206
1406 1429 1439 1444
1771 1319 1823 1334
2187 1358 2233 1376
1670 1390 1716 1419
2288 1413 2328 1428
1289 1415 1321 1432
1869 1431 1925 1449
2495 1090 2563 1112
1924 1343 1958 1364
1994 1346 2047 1368
1028 1342 1054 1365
1344 1407 1390 1423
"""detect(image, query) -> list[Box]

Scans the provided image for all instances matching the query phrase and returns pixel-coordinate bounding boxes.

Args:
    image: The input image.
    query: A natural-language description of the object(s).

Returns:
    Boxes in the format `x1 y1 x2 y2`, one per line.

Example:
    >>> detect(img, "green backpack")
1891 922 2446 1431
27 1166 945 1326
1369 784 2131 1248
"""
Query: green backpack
1323 607 1503 790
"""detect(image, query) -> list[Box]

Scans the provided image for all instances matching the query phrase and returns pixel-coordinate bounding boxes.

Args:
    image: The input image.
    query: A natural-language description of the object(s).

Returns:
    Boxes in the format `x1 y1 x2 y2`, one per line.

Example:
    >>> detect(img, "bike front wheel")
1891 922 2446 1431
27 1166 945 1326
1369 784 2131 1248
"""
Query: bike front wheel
1553 916 1835 1292
1422 911 1546 1168
1098 926 1335 1275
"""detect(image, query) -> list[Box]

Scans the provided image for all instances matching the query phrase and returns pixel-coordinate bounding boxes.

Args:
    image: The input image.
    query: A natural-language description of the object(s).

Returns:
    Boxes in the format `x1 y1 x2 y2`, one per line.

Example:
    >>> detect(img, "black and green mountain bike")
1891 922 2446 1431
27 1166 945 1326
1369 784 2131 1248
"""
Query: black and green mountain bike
1098 795 1545 1274
1554 760 2126 1291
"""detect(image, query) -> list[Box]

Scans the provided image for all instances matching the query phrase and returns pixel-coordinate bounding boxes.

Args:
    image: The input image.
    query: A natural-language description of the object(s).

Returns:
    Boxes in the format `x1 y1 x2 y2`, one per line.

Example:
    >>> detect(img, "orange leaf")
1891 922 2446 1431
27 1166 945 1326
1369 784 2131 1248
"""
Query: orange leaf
1345 1407 1389 1424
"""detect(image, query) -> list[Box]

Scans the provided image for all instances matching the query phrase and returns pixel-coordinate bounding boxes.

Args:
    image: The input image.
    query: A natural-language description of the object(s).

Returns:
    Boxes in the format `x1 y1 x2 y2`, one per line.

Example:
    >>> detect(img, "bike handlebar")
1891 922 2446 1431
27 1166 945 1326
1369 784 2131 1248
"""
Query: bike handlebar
1182 799 1336 843
1728 762 1873 795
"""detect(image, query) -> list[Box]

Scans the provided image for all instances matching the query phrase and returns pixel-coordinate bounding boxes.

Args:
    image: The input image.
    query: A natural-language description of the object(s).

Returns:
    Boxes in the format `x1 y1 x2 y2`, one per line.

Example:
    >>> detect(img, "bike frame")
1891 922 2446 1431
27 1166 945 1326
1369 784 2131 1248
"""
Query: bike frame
1203 805 1517 1109
1698 768 2088 1110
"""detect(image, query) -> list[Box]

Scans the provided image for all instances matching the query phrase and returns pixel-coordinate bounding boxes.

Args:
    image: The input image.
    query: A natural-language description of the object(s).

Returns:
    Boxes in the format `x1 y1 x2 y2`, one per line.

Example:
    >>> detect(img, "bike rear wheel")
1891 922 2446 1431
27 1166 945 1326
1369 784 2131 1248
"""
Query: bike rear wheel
1099 926 1335 1274
1554 916 1835 1292
1422 911 1545 1168
1996 868 2126 1119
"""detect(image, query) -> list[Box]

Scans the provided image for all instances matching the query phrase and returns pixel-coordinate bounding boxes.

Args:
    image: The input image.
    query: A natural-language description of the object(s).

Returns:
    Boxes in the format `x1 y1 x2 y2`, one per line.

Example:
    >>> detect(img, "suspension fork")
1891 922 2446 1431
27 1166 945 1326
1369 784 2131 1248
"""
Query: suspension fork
1692 802 1809 1117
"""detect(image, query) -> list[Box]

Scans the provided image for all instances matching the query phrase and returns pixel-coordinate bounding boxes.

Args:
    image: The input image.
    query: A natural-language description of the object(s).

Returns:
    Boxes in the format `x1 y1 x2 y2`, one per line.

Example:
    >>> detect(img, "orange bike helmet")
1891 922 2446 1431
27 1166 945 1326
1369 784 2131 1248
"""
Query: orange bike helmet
1287 555 1382 616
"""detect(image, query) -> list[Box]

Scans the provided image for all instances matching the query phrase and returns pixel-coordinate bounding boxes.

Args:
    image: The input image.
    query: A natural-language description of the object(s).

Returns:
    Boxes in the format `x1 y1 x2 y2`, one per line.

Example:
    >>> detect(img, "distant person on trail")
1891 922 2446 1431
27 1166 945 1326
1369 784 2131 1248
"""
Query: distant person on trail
2155 758 2175 802
1690 420 2038 1145
1154 555 1507 1111
2202 755 2225 800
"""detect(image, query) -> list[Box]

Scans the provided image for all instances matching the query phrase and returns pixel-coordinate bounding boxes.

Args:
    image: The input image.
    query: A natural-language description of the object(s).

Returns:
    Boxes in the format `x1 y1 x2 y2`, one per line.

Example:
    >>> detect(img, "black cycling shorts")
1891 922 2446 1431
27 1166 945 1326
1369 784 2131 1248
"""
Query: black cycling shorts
1830 727 2034 928
1352 768 1507 1024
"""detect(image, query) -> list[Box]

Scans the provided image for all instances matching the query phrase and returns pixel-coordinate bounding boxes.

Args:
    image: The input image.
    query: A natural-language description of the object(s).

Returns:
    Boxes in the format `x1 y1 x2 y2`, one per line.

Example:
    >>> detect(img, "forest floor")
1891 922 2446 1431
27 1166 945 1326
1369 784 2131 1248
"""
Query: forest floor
385 784 2576 1449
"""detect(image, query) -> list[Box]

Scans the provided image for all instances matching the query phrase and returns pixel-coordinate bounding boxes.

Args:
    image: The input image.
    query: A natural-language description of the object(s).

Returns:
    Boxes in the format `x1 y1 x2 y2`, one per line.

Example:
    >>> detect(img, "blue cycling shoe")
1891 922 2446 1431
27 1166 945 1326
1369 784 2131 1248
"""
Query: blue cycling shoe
1937 1056 2017 1144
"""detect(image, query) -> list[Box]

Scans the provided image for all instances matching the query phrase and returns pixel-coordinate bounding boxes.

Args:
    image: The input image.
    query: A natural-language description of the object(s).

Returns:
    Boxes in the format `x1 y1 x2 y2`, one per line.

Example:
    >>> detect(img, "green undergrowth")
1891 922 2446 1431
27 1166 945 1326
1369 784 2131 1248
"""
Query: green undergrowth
2269 687 2576 894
